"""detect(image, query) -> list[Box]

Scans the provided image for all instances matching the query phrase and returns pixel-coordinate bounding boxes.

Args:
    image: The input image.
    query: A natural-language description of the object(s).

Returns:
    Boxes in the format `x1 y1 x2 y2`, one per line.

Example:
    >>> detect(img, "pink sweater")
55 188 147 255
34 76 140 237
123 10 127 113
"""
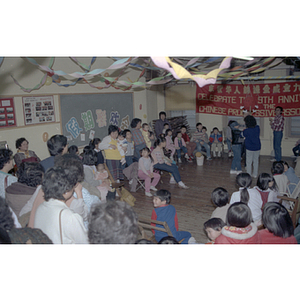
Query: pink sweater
174 137 186 148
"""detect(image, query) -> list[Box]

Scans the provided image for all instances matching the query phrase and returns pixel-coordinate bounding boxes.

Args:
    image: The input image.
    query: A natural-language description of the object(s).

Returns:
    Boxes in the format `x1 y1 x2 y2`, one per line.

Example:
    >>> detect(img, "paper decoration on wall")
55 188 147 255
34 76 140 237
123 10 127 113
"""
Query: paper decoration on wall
96 109 107 128
81 110 95 131
89 130 95 140
120 115 130 131
66 117 83 139
109 111 120 126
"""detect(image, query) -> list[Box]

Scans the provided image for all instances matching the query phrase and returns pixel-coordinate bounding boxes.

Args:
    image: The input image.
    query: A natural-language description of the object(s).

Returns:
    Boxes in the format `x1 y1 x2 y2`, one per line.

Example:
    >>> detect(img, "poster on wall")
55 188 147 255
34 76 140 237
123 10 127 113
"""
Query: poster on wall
196 81 300 117
0 98 16 128
22 96 55 125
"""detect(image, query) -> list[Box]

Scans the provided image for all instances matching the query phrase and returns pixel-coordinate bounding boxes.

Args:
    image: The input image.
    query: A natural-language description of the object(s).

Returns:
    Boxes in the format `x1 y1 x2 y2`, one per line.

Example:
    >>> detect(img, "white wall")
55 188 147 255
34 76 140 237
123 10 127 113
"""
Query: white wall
0 57 161 160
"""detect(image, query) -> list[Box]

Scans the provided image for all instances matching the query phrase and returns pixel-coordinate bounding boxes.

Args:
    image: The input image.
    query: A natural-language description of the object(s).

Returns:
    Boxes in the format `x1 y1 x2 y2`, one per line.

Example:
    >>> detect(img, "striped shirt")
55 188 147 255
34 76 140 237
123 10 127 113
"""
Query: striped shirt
131 128 146 146
271 114 284 132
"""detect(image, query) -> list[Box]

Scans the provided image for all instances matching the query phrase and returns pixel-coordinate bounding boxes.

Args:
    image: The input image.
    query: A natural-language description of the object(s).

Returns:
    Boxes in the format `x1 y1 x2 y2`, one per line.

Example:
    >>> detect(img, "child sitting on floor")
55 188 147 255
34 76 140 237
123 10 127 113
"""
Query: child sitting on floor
165 129 176 162
174 131 191 163
210 187 230 223
215 202 261 244
138 147 160 197
204 218 226 244
209 127 223 157
94 163 112 201
151 189 196 244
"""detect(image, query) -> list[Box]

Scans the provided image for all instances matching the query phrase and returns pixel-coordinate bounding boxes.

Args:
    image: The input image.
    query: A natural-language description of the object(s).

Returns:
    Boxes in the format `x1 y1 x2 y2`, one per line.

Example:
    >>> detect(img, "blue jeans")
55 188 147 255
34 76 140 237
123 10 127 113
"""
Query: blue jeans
176 146 188 158
231 144 242 171
273 131 283 161
196 141 211 158
153 163 181 183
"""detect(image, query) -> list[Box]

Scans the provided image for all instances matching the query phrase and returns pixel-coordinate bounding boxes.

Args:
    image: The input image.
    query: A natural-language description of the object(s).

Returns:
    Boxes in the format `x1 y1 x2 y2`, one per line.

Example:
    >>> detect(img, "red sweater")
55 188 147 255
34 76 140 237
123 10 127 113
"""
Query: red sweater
258 229 297 244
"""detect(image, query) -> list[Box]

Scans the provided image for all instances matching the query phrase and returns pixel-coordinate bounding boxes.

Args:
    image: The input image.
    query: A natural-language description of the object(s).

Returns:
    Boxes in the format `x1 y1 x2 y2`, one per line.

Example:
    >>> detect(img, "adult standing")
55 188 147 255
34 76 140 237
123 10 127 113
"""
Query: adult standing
130 118 146 160
154 111 171 138
243 115 261 178
98 125 124 182
229 121 243 174
14 137 40 169
269 106 284 162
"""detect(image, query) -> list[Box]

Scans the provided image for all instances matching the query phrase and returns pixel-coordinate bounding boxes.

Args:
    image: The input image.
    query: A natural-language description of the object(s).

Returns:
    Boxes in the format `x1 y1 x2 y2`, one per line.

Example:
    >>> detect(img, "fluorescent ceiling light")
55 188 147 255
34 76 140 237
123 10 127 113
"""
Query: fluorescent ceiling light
233 56 254 60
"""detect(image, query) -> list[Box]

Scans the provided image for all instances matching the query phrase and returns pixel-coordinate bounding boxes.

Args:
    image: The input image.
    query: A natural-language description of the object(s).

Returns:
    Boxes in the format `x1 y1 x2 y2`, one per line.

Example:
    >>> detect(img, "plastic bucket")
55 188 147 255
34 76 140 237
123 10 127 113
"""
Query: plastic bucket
196 156 204 166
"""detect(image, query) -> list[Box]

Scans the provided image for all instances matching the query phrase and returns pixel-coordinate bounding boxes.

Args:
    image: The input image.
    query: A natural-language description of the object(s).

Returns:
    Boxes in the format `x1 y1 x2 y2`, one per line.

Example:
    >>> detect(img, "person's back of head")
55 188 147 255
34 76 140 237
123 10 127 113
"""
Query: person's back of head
0 148 13 170
82 148 97 166
135 239 155 244
271 161 284 175
226 202 253 228
89 138 101 150
42 167 75 201
54 153 84 184
236 173 252 204
68 145 78 155
154 137 166 148
88 200 138 244
17 162 44 187
256 173 274 191
211 187 229 207
47 134 67 156
204 217 226 241
244 115 257 128
262 202 294 238
154 189 171 204
158 236 179 244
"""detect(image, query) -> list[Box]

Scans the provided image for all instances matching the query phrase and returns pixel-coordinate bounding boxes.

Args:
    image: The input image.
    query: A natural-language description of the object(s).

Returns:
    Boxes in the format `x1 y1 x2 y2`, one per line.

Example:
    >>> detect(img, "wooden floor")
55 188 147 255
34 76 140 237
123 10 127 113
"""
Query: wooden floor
123 153 296 243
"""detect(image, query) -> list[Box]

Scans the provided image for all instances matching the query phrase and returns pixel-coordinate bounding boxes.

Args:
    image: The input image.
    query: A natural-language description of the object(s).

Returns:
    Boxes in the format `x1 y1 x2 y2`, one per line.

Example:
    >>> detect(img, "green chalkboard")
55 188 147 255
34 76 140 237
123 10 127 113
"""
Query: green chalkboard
60 93 134 147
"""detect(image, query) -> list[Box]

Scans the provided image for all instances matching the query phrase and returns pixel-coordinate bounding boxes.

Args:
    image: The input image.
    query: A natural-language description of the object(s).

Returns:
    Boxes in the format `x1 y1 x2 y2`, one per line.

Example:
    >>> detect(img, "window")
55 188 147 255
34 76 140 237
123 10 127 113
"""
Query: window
286 116 300 137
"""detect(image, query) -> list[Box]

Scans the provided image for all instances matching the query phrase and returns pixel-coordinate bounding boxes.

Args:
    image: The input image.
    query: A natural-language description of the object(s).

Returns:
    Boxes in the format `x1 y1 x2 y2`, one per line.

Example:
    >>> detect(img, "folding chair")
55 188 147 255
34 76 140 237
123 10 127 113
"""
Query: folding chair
137 217 184 243
136 177 145 191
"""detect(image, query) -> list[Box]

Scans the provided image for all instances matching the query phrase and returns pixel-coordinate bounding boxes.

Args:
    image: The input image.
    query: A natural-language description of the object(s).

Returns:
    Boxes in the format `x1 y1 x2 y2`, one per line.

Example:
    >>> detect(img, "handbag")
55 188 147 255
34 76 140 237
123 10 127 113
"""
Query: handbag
120 187 136 207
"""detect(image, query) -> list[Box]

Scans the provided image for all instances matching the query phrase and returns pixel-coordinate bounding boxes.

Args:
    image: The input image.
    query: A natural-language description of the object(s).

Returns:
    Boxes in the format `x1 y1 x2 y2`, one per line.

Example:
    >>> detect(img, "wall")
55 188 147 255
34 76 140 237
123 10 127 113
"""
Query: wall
0 57 161 160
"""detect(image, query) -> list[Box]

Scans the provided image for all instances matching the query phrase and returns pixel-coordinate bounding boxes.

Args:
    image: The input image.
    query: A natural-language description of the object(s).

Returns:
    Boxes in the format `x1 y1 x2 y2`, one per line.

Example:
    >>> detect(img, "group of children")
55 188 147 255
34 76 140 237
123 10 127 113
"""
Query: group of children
203 171 298 244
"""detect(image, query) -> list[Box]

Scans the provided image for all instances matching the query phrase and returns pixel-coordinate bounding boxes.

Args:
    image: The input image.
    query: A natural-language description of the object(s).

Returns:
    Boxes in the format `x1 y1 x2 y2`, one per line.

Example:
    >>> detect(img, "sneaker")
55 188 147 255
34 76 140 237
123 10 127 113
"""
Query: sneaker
188 237 197 244
145 192 152 197
190 155 194 159
187 157 193 163
270 158 276 162
178 158 182 163
170 176 176 184
150 186 157 191
236 170 242 175
207 157 212 161
184 153 189 159
230 169 237 174
178 181 189 189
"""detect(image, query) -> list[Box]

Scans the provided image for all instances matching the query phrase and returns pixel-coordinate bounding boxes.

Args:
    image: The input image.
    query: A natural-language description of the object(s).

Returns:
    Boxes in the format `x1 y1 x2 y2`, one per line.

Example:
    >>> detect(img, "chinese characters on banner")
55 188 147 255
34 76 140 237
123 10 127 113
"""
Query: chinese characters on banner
22 96 55 125
0 98 16 128
196 81 300 117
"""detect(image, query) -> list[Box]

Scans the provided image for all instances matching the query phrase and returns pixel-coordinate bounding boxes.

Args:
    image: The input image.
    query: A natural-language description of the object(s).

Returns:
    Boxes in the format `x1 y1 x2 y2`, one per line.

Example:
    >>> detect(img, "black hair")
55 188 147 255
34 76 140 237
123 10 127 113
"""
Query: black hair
176 131 182 137
271 161 284 175
142 123 148 128
275 106 283 113
212 127 219 132
135 239 154 244
163 123 169 127
42 167 75 201
47 134 67 156
211 187 229 207
262 202 294 238
68 145 78 155
226 202 253 228
159 111 166 118
196 122 202 127
82 148 98 166
165 129 172 135
108 124 119 135
139 147 152 161
154 189 171 204
202 126 207 131
54 153 84 184
88 200 138 244
244 115 257 128
0 148 13 170
180 125 187 129
281 161 289 168
154 137 166 148
89 138 101 150
228 120 235 126
236 173 252 204
130 118 142 129
0 196 14 232
203 218 226 231
149 131 154 137
158 236 179 244
256 173 275 191
15 137 28 149
122 129 131 138
17 162 44 187
0 227 11 244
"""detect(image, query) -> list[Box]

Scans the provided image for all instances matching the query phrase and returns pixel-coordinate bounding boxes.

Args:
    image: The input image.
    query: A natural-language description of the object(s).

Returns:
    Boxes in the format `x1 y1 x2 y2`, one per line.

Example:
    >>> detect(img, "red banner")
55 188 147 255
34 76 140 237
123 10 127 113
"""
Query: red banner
196 81 300 117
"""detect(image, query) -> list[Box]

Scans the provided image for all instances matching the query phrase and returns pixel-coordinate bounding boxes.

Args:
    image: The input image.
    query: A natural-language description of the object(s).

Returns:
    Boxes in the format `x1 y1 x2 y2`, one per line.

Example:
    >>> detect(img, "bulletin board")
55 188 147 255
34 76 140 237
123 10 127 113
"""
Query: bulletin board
60 93 134 147
0 98 16 128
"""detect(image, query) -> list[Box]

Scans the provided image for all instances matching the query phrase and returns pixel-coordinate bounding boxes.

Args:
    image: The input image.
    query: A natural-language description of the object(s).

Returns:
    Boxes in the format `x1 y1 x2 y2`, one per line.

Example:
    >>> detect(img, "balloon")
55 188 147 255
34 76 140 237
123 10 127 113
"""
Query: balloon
45 76 52 86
